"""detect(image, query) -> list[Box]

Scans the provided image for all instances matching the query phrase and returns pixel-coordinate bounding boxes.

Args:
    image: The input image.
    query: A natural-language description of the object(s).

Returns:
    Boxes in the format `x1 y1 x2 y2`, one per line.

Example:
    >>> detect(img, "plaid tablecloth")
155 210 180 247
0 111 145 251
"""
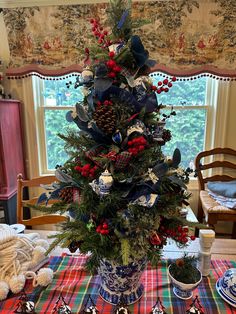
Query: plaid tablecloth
1 255 236 314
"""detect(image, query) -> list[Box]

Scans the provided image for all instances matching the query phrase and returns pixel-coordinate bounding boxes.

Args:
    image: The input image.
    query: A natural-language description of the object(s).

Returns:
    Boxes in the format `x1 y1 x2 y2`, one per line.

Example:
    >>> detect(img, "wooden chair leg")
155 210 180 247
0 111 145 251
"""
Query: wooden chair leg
197 199 204 223
207 215 217 236
232 222 236 239
195 199 205 237
208 224 215 231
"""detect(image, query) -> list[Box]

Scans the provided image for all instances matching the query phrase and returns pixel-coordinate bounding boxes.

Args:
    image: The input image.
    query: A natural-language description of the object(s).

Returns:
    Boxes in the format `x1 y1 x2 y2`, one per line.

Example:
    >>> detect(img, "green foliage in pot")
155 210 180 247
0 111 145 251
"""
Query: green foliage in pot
169 253 200 284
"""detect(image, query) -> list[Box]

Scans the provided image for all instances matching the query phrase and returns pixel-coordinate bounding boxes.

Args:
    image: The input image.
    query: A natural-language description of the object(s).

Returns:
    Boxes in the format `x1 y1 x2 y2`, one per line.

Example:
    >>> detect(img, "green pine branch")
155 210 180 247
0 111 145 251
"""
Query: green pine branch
107 0 132 41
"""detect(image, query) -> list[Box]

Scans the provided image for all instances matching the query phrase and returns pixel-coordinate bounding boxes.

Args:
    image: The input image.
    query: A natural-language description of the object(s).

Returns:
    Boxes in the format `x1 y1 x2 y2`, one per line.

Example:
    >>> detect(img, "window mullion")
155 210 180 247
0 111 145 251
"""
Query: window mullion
33 77 49 175
43 106 74 110
164 105 207 110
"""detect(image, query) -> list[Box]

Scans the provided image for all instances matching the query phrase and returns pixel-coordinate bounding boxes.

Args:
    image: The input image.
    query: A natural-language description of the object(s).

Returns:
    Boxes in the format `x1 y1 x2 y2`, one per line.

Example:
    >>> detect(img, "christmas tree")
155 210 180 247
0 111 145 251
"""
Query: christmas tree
42 0 196 273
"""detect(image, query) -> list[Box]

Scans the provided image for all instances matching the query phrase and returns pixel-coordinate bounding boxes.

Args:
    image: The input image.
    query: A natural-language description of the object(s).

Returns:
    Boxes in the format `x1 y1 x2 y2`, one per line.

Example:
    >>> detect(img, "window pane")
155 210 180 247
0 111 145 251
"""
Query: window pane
44 109 78 170
43 75 83 106
162 109 207 169
150 74 207 106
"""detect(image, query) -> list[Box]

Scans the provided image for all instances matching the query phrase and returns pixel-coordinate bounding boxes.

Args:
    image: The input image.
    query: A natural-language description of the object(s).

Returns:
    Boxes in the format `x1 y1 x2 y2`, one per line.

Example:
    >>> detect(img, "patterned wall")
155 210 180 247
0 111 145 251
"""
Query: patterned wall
2 0 236 77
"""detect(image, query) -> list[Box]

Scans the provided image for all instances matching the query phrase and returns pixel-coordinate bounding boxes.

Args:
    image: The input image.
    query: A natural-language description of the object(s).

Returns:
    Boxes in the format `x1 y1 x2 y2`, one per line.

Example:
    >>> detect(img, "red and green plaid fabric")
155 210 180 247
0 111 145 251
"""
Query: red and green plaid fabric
1 256 235 313
115 151 132 169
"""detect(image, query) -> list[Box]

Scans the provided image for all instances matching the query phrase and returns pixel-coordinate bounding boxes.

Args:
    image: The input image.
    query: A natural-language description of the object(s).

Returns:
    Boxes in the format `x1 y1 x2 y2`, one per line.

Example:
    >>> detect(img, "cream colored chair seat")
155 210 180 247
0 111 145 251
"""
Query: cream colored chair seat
195 148 236 238
200 190 236 221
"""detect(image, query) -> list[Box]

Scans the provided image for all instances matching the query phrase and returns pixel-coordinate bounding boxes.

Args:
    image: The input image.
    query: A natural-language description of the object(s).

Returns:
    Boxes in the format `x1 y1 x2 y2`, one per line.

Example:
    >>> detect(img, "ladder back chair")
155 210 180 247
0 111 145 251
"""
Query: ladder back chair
17 173 68 227
195 147 236 238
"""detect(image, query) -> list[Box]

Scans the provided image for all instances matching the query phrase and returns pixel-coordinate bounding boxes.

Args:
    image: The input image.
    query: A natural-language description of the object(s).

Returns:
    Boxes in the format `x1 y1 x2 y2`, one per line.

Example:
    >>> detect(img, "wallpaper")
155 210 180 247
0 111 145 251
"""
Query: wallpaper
2 0 236 77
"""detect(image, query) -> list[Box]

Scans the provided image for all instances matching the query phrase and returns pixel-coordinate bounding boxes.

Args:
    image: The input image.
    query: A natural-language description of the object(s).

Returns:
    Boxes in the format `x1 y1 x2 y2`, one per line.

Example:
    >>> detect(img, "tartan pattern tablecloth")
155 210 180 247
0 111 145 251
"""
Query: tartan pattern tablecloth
0 256 236 314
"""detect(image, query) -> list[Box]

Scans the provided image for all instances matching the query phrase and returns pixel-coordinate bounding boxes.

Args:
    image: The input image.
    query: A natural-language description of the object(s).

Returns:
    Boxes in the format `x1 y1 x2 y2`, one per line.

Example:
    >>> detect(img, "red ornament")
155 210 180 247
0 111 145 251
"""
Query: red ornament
108 72 116 78
106 59 116 69
127 136 147 156
113 65 122 72
109 51 115 58
96 221 110 235
103 100 110 105
151 85 157 91
74 163 98 179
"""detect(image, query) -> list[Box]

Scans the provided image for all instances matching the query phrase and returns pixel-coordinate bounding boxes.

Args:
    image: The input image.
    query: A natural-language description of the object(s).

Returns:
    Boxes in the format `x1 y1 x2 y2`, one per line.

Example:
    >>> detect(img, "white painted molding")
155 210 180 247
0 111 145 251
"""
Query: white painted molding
22 77 41 178
214 80 230 148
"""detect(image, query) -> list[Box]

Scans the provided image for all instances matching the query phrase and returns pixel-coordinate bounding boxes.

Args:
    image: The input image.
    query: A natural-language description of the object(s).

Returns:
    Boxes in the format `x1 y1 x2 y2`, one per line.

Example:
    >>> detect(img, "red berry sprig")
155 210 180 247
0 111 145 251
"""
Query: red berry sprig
89 18 111 49
151 76 177 94
127 136 148 156
96 221 110 235
74 163 98 179
97 100 113 107
160 225 195 244
106 56 122 79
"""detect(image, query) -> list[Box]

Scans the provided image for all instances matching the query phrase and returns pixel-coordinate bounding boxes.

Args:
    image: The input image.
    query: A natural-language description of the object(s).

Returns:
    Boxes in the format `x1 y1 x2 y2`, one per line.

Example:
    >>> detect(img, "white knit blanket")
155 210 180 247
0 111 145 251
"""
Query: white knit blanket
0 224 52 300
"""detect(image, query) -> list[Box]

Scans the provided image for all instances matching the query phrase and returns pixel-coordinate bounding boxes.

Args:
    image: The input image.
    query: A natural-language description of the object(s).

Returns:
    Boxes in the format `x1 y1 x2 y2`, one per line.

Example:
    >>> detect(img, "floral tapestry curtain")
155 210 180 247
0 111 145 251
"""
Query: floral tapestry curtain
2 0 236 79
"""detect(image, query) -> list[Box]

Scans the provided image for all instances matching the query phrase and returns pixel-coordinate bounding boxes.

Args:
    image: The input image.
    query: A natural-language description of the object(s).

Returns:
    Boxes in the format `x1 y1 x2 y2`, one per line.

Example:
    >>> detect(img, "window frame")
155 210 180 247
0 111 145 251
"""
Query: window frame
28 74 230 181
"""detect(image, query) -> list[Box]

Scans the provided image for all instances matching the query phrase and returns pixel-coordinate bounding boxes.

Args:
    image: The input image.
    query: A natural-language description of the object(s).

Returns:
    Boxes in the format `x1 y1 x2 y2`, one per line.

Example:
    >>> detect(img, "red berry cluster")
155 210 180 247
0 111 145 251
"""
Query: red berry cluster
106 53 122 79
160 225 195 244
90 19 111 48
96 221 109 235
127 136 147 156
151 76 177 94
74 163 98 178
97 99 113 107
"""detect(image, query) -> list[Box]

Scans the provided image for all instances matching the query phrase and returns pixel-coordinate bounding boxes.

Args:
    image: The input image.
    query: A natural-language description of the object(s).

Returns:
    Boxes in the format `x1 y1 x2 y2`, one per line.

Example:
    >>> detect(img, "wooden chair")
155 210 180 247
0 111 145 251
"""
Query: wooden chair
195 148 236 238
17 173 68 227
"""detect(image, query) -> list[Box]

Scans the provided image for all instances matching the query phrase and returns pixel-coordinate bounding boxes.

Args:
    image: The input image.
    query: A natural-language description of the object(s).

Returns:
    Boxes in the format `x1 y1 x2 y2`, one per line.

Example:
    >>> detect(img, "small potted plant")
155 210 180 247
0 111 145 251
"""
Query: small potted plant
168 253 202 300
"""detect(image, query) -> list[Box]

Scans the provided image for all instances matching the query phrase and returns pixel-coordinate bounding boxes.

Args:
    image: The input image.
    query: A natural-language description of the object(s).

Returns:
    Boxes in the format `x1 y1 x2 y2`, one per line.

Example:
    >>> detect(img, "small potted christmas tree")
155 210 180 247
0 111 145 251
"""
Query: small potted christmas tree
168 254 202 300
37 0 199 306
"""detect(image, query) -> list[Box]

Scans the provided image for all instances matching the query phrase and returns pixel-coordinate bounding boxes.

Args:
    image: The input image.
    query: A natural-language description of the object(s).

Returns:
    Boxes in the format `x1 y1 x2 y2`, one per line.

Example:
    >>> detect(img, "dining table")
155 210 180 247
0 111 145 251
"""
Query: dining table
26 229 236 261
1 229 236 314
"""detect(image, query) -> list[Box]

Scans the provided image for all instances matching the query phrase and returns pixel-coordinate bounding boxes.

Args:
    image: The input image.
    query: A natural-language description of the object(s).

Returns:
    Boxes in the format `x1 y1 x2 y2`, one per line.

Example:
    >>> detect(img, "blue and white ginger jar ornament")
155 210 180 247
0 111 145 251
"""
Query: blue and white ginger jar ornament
98 170 113 196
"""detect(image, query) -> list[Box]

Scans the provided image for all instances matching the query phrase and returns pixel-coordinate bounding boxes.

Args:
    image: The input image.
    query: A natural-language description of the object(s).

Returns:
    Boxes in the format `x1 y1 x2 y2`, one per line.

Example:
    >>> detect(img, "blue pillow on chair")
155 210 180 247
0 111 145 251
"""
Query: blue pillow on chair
207 180 236 198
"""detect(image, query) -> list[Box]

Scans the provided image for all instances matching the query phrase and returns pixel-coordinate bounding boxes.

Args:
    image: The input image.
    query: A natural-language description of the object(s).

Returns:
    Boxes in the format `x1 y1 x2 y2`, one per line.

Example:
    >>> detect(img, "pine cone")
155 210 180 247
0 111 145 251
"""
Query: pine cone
59 187 73 203
93 106 116 135
162 129 172 142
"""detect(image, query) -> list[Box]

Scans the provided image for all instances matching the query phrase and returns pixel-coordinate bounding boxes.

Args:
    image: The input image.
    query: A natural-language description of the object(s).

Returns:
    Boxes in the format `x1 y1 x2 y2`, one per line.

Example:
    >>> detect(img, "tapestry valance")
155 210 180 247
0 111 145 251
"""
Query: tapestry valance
2 0 236 80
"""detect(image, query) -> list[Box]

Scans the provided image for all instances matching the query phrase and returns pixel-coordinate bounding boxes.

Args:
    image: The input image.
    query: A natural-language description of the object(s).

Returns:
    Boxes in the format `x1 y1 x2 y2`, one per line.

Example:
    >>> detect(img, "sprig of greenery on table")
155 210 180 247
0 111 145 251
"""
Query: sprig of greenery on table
169 253 200 284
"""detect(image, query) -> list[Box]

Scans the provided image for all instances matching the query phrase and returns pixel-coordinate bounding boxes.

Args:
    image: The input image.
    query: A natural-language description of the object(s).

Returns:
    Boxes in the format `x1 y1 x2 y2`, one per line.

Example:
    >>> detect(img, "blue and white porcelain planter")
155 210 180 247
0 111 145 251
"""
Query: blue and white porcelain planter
98 257 147 305
168 265 202 300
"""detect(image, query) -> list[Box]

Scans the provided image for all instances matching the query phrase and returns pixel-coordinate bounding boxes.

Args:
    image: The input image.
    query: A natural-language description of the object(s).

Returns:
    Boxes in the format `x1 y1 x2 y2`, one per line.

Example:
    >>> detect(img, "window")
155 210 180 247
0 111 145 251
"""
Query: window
150 73 208 169
33 74 83 172
32 73 224 175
